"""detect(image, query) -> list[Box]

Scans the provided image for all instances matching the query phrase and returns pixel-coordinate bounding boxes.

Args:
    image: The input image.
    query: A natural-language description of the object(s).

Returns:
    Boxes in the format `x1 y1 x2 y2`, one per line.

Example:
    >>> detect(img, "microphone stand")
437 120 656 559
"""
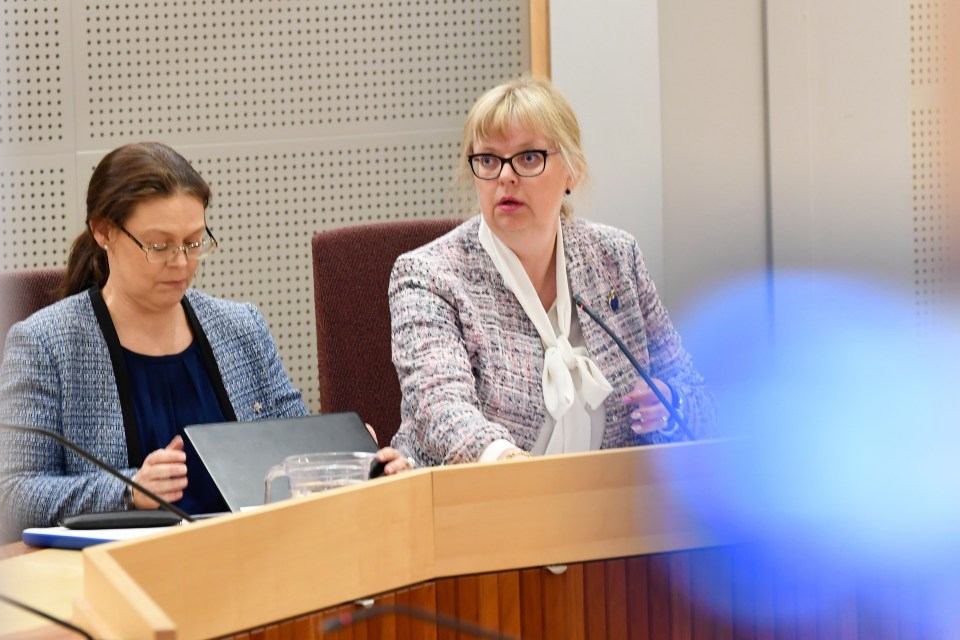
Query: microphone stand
322 603 520 639
573 294 696 442
0 593 94 640
0 423 194 522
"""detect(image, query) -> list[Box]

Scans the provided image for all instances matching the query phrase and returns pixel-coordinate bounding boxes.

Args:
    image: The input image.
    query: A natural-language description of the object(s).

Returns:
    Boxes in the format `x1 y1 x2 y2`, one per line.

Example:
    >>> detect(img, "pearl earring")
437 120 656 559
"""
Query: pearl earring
102 243 108 250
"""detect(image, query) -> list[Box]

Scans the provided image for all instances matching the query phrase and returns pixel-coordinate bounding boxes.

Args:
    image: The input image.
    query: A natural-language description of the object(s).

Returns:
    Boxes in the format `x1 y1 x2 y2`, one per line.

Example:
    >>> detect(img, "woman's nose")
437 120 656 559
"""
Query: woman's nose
168 247 190 265
498 161 520 183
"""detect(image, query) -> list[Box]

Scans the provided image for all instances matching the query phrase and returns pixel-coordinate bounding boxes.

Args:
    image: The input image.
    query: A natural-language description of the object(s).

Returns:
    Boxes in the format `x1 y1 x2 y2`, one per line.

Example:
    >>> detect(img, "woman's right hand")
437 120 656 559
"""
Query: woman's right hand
497 447 533 462
131 435 188 509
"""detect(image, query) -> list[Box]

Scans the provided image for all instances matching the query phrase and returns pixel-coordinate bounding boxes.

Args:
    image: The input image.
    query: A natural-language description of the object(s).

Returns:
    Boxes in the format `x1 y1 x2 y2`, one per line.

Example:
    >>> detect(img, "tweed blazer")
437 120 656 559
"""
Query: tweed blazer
389 215 715 466
0 288 306 538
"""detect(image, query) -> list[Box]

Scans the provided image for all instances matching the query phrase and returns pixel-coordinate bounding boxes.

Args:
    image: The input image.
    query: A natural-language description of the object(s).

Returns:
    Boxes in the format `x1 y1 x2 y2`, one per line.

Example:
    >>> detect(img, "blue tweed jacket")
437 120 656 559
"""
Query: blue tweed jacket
0 289 306 538
390 216 715 466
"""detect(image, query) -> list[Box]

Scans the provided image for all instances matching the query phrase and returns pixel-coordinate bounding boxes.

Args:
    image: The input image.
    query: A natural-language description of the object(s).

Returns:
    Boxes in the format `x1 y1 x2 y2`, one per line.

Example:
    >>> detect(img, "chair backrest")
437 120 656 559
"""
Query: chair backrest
312 218 463 445
0 268 65 356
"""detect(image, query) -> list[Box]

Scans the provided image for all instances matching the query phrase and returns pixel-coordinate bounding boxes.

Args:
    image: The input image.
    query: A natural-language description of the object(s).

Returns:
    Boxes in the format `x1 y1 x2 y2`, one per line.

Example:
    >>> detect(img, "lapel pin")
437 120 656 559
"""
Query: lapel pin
608 289 620 312
252 402 262 413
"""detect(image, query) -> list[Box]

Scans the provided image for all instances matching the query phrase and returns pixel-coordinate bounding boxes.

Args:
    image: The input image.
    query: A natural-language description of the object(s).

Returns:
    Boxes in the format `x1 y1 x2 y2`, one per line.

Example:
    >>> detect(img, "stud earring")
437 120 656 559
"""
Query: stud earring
102 243 108 250
565 189 572 196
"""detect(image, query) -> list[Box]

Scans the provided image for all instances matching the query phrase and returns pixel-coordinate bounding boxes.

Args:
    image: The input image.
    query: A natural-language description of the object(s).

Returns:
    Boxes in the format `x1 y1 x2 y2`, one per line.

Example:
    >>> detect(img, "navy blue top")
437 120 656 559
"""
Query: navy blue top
122 341 228 515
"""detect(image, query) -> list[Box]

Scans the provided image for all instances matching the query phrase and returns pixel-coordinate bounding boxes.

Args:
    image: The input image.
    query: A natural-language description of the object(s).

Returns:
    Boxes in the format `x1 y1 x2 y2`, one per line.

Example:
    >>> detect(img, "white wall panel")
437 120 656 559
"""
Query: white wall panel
549 0 665 287
767 0 914 286
658 0 769 317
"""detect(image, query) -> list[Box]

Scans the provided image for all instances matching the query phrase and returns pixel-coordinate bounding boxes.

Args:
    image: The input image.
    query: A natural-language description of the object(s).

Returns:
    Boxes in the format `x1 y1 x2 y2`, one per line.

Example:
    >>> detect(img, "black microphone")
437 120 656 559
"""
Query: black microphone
322 604 520 639
573 294 696 442
0 423 195 523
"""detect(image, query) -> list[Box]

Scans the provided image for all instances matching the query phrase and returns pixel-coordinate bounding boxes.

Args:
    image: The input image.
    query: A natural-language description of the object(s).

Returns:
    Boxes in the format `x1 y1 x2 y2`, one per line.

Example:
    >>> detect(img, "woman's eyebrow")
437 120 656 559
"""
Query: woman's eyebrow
474 141 541 154
135 225 206 237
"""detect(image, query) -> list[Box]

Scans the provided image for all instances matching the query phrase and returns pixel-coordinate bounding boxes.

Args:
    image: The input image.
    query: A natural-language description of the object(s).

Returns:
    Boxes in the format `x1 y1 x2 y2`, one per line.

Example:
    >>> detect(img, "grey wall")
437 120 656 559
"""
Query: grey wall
658 0 770 320
549 0 667 287
554 0 931 330
550 0 770 328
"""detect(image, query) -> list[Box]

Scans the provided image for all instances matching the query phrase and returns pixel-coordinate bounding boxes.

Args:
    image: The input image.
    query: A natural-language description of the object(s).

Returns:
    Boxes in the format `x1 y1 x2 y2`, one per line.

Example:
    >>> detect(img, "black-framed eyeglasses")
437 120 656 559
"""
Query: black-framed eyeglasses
467 149 551 180
118 224 219 265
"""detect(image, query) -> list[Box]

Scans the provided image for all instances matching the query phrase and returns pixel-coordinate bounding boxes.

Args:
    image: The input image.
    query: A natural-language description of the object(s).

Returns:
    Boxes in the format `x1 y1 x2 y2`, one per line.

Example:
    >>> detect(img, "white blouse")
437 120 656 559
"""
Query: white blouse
477 217 611 461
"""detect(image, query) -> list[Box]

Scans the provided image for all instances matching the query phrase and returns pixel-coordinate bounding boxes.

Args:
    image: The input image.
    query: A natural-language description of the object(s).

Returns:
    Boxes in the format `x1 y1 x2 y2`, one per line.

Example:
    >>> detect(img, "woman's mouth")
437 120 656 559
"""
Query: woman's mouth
497 197 524 213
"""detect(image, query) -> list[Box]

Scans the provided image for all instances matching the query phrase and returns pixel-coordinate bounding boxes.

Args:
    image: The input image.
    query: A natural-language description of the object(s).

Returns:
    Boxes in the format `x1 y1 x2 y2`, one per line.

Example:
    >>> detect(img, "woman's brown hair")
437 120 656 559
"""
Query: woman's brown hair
60 142 211 298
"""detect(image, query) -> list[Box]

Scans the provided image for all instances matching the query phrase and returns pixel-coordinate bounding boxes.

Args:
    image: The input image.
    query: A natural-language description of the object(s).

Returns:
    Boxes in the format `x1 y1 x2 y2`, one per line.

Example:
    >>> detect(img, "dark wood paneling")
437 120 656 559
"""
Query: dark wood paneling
229 548 933 640
520 567 545 639
541 566 567 638
497 571 522 636
565 564 586 639
626 556 651 640
648 554 673 640
605 559 629 639
456 575 479 639
477 573 500 632
670 553 693 640
435 578 458 640
584 561 608 638
730 547 757 640
410 581 439 640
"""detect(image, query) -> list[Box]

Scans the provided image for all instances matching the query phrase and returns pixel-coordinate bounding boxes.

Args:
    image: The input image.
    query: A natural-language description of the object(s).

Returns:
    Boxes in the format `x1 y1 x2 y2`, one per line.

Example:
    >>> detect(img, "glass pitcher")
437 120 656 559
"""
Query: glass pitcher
264 451 377 503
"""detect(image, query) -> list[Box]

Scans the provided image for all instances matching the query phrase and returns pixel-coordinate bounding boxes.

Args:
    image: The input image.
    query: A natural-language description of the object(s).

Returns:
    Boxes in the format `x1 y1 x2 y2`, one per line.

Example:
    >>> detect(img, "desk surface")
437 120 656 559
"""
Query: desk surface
0 544 80 638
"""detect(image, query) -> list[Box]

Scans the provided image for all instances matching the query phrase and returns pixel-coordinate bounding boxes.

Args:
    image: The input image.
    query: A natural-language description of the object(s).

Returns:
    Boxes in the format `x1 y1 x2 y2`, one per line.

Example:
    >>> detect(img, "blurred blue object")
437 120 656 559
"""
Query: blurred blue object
669 272 960 634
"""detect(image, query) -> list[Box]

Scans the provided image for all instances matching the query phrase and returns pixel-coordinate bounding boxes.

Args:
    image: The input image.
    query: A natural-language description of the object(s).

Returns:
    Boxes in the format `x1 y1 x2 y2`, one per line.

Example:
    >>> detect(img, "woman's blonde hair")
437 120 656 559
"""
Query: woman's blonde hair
461 77 588 219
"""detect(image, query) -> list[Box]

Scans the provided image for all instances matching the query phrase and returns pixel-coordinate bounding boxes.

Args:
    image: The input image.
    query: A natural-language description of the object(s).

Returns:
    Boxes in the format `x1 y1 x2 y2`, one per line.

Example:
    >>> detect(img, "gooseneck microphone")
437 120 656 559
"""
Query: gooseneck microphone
0 423 195 522
573 294 696 442
0 593 93 640
322 604 520 639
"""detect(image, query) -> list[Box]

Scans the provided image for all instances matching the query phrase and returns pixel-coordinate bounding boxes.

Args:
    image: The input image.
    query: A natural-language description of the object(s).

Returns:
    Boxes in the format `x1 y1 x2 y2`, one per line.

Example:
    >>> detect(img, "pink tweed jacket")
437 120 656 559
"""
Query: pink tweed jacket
389 215 714 466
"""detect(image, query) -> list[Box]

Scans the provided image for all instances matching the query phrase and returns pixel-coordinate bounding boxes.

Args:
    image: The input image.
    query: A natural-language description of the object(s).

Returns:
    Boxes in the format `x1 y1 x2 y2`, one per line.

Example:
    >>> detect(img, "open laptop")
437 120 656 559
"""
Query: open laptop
183 412 379 511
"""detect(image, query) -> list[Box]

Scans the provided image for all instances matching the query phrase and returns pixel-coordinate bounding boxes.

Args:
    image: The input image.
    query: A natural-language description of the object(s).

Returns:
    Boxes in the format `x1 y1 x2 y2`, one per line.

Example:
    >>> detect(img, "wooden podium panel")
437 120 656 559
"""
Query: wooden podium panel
76 443 732 638
430 442 726 576
0 441 938 638
81 470 437 639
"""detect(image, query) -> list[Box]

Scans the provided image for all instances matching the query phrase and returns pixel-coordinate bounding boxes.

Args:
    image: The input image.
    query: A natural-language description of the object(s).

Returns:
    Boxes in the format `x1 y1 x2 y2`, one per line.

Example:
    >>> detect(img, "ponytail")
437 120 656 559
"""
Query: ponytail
59 228 108 299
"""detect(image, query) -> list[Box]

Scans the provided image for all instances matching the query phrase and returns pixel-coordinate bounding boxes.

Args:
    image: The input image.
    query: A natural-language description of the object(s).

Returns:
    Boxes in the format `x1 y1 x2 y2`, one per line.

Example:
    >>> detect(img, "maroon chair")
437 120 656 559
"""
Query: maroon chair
0 268 65 356
312 218 463 446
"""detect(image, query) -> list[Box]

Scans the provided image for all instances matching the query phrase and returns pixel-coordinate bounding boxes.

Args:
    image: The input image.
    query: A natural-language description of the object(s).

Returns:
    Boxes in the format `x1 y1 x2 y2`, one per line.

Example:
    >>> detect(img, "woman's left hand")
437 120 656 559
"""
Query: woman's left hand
622 378 672 435
376 447 416 475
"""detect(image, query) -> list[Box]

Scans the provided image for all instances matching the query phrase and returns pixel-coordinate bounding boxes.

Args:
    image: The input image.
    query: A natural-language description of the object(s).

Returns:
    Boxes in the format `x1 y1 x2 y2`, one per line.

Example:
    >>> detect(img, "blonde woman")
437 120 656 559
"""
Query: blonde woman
389 78 715 466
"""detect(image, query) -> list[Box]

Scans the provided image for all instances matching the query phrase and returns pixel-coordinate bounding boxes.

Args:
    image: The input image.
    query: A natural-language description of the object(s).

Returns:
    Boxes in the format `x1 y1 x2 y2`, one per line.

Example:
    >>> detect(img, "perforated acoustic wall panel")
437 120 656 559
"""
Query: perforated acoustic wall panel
910 1 951 320
0 1 74 153
0 156 77 271
3 0 531 412
74 0 527 146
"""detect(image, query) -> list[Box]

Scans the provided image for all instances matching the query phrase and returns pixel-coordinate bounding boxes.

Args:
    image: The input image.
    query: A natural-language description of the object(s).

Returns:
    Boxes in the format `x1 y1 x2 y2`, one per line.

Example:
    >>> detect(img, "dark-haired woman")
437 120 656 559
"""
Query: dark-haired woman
0 142 409 540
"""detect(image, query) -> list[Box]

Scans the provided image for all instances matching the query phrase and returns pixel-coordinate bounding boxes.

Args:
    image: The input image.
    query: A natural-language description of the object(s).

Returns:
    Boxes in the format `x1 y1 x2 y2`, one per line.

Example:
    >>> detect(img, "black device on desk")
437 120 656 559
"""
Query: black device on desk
60 511 183 529
184 412 380 511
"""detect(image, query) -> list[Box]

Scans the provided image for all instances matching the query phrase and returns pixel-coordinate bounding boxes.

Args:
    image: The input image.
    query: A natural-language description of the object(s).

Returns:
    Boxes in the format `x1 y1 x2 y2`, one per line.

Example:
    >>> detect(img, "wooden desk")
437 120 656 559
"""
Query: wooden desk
0 544 37 560
0 547 81 639
0 444 936 638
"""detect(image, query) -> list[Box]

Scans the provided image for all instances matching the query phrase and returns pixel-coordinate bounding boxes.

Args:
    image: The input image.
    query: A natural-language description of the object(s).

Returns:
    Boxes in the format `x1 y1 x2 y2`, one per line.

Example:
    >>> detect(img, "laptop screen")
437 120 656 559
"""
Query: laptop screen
183 412 378 511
